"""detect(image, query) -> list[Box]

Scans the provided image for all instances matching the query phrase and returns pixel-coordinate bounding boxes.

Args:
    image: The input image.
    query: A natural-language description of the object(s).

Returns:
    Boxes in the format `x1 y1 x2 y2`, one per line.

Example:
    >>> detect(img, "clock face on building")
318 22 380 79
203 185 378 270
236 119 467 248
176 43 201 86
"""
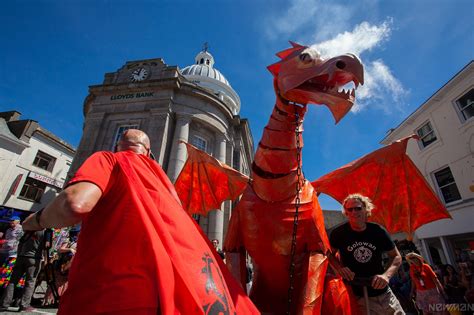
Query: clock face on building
130 68 148 82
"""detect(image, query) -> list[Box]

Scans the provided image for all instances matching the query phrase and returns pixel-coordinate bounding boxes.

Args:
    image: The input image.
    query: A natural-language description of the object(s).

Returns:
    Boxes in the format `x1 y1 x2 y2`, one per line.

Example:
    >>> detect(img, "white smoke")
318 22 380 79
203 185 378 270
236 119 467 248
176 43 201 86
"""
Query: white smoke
311 20 408 112
265 0 408 113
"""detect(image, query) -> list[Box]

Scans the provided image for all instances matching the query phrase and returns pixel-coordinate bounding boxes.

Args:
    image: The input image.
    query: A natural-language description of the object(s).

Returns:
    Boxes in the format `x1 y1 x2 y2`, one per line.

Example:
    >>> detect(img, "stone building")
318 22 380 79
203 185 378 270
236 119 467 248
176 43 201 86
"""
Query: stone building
381 61 473 265
70 48 254 245
0 111 75 227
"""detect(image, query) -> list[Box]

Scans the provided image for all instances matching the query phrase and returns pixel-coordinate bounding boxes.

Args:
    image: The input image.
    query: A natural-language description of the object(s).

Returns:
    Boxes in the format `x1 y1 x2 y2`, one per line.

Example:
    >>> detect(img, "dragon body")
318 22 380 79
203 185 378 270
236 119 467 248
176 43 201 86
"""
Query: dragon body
224 42 364 314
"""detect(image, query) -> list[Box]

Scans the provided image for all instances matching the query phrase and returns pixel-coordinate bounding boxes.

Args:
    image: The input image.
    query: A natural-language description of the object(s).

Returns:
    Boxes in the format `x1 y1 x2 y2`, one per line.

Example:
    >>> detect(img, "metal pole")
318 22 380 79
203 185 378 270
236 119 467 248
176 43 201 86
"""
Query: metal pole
363 286 370 315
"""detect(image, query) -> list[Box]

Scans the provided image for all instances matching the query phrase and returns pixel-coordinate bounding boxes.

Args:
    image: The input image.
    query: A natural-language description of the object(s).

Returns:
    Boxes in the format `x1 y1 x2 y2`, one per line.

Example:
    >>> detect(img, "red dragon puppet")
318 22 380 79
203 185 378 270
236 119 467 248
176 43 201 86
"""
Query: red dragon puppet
175 42 451 315
177 42 364 314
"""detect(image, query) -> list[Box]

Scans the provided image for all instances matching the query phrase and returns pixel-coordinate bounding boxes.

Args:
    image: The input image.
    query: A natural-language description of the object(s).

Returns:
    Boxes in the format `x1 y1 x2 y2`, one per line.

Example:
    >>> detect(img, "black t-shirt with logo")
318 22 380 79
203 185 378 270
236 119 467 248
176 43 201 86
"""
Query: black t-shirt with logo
329 222 395 297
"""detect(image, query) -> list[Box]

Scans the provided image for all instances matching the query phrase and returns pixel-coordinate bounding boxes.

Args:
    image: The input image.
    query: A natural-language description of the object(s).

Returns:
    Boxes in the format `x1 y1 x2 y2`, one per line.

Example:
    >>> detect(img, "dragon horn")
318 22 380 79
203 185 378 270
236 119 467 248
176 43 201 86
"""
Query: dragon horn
289 41 304 48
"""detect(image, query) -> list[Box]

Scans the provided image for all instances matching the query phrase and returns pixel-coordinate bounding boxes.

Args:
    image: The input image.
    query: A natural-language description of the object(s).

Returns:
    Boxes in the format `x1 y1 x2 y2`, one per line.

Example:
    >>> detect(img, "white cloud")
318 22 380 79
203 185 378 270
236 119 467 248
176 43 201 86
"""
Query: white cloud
311 20 392 58
354 60 408 113
265 1 408 114
264 0 352 41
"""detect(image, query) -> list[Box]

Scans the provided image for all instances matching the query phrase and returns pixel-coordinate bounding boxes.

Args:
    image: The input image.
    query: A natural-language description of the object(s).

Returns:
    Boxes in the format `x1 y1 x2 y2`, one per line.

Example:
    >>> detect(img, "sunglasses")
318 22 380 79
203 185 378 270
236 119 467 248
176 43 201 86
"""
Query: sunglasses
345 206 364 212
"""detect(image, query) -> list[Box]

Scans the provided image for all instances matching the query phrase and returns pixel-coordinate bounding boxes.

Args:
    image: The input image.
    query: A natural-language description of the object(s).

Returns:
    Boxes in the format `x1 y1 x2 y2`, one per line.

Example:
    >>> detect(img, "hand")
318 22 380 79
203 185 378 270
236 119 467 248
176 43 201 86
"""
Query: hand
337 267 355 281
371 274 389 289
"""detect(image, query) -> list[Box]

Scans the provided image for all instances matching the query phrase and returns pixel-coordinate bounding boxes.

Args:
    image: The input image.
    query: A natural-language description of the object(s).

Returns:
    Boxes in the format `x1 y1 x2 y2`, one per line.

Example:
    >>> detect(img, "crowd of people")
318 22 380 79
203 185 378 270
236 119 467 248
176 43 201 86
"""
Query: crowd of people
0 218 77 312
0 129 472 315
388 251 474 314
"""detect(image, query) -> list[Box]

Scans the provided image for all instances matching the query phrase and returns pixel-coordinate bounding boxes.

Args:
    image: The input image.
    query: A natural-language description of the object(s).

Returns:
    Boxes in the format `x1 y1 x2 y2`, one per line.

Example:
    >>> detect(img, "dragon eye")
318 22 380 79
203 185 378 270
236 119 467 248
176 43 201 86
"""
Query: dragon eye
299 53 312 63
336 61 346 69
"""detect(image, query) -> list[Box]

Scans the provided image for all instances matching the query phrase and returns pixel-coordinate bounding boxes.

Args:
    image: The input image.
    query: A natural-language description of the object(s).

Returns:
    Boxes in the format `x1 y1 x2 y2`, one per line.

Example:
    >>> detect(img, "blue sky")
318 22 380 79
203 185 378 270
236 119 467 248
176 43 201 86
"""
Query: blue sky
1 0 473 209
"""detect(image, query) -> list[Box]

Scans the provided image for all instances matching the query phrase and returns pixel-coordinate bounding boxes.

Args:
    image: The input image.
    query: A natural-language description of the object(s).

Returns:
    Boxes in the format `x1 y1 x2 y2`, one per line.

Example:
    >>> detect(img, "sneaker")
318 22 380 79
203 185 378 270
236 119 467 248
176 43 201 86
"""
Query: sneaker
18 305 36 312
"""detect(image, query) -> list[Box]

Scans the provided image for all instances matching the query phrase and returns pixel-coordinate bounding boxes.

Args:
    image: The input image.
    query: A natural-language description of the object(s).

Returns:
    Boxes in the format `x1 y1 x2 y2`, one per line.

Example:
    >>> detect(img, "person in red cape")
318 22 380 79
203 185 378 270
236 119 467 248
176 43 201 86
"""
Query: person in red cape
22 129 258 315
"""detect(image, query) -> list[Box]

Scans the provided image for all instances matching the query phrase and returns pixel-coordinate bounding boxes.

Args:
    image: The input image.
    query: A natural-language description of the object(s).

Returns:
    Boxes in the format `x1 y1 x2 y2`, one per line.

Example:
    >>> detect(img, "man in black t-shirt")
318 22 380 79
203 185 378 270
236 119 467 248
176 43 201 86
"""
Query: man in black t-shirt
329 194 405 315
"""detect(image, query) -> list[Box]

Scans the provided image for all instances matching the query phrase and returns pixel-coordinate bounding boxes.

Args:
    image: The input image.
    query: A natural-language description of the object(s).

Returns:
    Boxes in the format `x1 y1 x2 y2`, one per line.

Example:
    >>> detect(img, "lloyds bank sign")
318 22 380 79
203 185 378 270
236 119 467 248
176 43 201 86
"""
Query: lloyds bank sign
110 92 154 100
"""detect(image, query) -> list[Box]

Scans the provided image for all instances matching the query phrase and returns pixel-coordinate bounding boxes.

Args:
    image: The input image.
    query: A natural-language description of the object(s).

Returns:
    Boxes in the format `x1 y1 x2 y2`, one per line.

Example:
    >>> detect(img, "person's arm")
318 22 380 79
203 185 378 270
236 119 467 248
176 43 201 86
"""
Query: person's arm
372 247 402 289
327 228 355 281
425 264 446 296
58 242 76 255
13 226 23 240
22 182 103 231
434 275 447 297
328 248 355 281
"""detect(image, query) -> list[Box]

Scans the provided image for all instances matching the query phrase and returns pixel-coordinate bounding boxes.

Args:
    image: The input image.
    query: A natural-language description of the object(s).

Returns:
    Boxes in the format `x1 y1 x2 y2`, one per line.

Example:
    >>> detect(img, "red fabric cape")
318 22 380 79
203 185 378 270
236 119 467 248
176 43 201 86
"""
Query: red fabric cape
59 152 258 314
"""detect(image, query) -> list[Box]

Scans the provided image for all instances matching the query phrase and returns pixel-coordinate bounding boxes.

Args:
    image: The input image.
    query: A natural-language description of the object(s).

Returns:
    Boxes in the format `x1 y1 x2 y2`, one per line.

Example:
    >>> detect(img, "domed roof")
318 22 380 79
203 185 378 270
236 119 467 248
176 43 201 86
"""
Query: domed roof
181 51 229 86
180 47 241 115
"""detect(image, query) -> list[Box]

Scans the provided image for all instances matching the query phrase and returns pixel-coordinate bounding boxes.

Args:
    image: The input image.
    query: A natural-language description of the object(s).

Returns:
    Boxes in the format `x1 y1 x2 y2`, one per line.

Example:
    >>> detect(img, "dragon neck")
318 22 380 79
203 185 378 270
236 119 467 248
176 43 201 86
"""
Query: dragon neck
250 88 307 201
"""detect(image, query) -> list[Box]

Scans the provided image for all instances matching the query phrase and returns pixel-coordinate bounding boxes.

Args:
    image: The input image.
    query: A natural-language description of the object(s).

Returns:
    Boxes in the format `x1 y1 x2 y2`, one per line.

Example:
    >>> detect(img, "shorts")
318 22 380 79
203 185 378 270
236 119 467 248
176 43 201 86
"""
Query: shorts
356 287 405 315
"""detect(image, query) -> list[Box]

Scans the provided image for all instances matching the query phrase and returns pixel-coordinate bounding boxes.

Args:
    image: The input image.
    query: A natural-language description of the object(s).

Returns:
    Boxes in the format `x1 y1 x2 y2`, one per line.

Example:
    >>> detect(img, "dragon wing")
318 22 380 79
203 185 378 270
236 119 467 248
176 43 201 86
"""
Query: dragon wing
174 142 249 216
311 135 451 239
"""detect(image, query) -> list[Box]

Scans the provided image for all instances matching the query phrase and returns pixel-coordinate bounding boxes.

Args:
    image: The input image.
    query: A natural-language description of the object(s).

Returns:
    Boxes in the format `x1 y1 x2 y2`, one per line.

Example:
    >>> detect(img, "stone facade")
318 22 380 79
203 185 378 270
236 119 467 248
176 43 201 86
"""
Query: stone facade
70 53 254 245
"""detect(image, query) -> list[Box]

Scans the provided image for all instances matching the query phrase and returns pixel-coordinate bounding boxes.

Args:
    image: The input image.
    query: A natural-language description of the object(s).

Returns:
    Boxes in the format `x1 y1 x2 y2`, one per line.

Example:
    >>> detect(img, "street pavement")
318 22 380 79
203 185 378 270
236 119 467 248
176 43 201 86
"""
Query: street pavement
0 281 57 314
0 306 58 314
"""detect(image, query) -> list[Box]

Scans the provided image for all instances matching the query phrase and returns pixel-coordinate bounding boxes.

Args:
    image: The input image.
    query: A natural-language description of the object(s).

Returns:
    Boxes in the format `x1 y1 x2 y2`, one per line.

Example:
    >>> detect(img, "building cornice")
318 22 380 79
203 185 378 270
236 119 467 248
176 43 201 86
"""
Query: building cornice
84 77 182 115
179 82 235 120
35 127 76 155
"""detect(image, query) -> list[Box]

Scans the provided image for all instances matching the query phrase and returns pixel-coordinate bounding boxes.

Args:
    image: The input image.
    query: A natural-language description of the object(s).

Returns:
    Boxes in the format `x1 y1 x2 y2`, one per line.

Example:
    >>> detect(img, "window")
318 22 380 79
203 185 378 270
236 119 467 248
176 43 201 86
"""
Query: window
112 124 139 150
19 178 46 202
233 150 241 171
192 136 208 152
455 88 474 121
416 121 437 148
433 167 461 204
33 151 56 171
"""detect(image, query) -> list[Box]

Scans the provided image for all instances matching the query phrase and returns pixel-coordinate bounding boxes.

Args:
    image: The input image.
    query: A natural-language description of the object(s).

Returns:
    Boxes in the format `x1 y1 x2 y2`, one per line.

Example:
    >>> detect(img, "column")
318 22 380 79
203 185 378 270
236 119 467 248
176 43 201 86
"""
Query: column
440 236 455 265
208 134 226 244
148 107 171 165
420 239 434 265
168 115 190 182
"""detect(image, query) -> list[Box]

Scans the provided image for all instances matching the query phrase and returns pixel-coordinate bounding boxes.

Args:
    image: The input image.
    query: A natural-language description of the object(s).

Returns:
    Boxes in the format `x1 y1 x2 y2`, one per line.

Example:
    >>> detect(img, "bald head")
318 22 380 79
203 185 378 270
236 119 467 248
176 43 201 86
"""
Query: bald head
117 129 151 156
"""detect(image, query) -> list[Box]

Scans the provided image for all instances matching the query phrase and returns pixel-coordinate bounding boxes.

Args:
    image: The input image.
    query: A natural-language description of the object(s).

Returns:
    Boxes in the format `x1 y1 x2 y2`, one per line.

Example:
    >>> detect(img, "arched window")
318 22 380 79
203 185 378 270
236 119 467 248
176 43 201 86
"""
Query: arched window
192 135 208 152
200 58 204 64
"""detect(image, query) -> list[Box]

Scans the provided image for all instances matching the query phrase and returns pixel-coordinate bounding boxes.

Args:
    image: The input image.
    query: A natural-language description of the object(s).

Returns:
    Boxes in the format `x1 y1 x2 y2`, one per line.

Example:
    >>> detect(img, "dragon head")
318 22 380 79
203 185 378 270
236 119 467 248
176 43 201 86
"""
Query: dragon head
268 41 364 123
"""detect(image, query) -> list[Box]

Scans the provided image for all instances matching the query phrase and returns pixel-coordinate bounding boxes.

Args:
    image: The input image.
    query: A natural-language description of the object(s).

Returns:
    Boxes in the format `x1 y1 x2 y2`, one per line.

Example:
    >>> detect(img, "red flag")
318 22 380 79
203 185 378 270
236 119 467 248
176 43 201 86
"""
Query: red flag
311 136 451 239
175 142 249 216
